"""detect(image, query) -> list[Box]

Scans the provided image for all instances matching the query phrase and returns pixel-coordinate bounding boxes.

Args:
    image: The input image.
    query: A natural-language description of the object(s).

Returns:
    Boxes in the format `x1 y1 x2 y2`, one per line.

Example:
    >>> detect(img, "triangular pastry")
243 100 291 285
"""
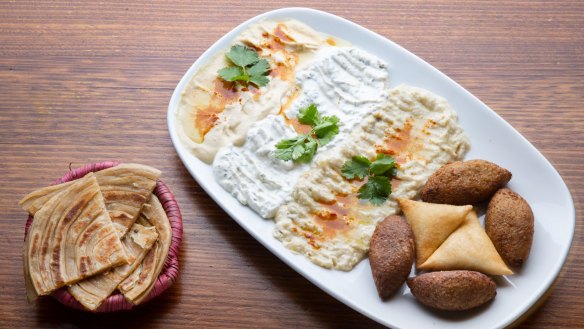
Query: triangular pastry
397 198 472 267
419 210 513 275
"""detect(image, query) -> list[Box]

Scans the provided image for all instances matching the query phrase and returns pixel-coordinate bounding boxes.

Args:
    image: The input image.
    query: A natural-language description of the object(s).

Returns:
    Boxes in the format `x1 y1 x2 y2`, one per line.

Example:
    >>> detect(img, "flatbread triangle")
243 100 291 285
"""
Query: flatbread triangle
118 194 172 304
68 223 158 310
24 173 130 298
19 163 161 237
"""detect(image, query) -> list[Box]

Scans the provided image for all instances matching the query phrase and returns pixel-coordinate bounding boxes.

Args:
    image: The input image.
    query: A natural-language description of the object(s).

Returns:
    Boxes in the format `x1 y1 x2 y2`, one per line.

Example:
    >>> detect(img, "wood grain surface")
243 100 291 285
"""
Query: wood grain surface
1 1 583 328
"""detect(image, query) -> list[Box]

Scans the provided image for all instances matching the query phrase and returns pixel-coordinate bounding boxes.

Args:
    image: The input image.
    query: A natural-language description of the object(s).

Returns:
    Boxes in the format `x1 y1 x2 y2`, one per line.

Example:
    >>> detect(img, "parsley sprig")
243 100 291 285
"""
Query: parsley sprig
341 154 397 205
275 104 340 162
218 45 270 87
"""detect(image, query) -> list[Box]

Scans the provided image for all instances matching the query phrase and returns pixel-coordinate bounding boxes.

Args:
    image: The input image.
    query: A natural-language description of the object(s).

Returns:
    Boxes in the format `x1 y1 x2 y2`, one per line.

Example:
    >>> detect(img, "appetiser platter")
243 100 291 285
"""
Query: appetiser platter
167 7 574 329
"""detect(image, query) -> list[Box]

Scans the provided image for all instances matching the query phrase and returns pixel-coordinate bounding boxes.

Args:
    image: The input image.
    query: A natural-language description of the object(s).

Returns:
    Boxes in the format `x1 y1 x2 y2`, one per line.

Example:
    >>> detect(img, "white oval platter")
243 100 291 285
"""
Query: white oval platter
167 7 575 329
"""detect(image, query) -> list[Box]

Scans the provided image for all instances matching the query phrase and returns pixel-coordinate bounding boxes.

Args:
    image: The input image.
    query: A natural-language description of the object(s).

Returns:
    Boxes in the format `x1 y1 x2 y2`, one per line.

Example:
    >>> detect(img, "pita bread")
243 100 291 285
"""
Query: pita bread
24 173 130 297
118 194 172 304
68 223 158 310
19 163 161 237
397 198 471 267
419 210 513 275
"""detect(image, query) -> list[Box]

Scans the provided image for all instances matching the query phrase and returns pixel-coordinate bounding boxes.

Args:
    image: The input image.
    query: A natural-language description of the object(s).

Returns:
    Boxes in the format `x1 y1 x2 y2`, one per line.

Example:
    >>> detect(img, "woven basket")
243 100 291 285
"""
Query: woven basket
24 161 183 312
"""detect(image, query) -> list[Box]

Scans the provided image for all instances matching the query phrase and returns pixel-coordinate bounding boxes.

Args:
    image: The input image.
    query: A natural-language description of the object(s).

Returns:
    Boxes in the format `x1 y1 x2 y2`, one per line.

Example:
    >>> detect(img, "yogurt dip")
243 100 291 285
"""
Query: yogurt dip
213 115 305 219
213 45 390 218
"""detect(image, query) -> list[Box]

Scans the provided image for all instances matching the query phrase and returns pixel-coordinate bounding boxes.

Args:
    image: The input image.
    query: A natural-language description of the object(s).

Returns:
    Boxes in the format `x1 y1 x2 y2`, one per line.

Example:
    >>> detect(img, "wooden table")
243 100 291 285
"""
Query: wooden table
1 1 582 328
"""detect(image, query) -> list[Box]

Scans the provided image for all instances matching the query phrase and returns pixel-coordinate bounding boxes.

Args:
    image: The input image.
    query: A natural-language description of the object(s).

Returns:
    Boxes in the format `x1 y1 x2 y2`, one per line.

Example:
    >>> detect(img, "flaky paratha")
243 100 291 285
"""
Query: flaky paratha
68 223 158 310
24 173 130 298
20 163 161 236
118 194 172 304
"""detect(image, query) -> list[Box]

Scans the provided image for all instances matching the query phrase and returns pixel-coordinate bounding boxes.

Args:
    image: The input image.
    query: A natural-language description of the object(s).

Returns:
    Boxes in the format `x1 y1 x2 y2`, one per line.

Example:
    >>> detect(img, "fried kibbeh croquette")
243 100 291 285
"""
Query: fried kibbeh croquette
421 160 512 205
486 188 534 266
407 271 496 311
369 215 415 299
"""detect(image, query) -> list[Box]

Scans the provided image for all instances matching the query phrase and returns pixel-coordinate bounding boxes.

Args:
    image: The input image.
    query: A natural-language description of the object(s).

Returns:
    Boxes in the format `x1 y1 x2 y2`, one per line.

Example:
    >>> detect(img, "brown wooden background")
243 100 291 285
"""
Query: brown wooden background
1 1 583 328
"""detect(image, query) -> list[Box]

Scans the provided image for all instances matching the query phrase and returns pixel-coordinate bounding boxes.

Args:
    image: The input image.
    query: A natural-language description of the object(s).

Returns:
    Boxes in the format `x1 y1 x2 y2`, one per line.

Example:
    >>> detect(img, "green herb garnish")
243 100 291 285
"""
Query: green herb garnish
341 153 397 205
218 45 270 87
274 134 318 162
339 155 370 180
275 104 340 162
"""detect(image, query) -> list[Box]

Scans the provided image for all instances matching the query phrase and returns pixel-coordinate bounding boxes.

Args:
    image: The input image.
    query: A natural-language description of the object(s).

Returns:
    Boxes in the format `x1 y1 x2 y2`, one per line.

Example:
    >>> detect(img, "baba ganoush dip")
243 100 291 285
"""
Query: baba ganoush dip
274 85 469 270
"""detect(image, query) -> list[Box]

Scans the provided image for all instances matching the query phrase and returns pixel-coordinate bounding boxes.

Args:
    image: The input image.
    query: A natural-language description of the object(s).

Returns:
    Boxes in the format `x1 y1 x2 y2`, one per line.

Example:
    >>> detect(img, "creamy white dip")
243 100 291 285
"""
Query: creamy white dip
213 115 307 218
213 46 390 219
285 46 389 153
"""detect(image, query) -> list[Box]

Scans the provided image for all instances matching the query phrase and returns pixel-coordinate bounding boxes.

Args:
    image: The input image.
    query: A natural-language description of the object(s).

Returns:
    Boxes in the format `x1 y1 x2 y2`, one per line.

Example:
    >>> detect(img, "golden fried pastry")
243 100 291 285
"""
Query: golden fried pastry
397 198 471 267
419 210 513 275
118 194 172 304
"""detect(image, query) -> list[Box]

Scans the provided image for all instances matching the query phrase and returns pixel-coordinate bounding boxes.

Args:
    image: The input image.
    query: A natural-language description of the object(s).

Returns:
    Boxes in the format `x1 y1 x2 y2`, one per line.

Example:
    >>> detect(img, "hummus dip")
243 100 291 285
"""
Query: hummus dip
176 19 328 164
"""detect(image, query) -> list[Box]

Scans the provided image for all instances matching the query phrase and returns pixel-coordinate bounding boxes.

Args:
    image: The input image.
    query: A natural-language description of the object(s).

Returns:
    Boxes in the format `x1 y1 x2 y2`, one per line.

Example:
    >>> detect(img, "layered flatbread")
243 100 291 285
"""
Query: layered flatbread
19 163 161 236
68 223 158 310
397 198 471 267
419 210 513 275
118 194 172 304
19 180 75 215
24 173 130 298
